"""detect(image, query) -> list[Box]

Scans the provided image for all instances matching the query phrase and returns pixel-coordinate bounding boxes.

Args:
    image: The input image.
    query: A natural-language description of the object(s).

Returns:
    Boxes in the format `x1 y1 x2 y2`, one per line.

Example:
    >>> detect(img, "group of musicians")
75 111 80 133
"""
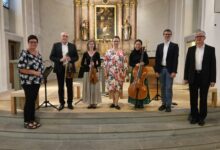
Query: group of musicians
18 29 216 129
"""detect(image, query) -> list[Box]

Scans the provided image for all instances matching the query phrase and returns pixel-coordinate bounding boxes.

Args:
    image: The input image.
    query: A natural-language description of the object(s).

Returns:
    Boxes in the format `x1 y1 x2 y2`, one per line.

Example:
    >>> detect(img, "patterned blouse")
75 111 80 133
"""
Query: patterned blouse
104 49 128 92
18 50 44 85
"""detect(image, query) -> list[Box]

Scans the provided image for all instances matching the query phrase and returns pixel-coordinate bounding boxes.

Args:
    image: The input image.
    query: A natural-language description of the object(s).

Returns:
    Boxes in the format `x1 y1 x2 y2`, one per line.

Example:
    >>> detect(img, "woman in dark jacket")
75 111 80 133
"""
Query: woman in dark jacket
128 39 151 108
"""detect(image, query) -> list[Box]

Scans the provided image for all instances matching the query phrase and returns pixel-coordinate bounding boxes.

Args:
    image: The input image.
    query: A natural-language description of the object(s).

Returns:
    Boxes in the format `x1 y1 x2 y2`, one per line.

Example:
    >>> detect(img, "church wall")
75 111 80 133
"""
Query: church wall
137 0 170 57
39 0 74 60
39 0 74 79
202 0 220 94
3 7 9 31
0 0 7 92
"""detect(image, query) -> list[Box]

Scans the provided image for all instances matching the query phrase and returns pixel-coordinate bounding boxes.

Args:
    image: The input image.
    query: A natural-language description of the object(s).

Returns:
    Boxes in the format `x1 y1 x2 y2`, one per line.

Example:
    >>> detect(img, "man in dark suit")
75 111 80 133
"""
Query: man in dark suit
50 32 79 110
184 30 216 126
155 29 179 112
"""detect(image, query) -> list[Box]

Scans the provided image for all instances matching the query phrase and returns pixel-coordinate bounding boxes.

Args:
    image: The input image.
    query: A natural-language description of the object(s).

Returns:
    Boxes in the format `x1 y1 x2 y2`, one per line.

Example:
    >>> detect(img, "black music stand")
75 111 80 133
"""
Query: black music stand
36 66 58 110
151 77 162 101
150 66 161 101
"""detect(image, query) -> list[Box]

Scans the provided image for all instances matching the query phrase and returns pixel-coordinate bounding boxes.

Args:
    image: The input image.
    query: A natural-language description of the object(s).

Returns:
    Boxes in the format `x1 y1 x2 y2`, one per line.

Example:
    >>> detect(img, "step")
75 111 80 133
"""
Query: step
0 108 220 149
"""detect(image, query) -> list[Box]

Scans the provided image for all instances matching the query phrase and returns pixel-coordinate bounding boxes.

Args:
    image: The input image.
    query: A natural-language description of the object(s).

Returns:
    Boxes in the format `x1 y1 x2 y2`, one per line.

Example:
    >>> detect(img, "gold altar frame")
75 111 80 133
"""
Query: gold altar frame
95 5 117 41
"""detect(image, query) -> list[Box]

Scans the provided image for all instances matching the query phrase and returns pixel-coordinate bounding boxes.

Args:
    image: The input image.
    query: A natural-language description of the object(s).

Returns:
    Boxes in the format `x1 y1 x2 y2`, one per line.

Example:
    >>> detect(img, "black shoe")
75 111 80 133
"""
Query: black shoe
165 106 171 112
158 105 166 111
190 118 198 124
58 104 64 111
115 105 121 110
68 104 74 110
92 104 97 109
87 105 93 109
110 104 115 108
198 120 205 126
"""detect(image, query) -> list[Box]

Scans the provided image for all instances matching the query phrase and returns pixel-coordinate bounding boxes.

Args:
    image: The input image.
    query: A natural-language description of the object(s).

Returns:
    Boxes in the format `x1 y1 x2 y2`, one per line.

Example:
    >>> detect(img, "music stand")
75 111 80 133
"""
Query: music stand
151 77 162 101
151 66 162 101
36 66 58 110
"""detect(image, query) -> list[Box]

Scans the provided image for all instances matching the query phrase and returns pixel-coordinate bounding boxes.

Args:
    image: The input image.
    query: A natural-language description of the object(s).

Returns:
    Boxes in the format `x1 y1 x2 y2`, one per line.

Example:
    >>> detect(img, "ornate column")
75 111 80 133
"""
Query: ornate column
89 0 95 39
82 0 89 21
130 0 137 40
117 2 123 40
124 0 130 20
75 0 81 41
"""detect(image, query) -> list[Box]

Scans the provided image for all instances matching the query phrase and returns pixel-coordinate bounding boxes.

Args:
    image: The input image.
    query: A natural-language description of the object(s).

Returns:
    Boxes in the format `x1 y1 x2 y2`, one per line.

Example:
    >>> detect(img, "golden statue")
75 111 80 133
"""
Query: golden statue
122 19 131 41
81 20 89 41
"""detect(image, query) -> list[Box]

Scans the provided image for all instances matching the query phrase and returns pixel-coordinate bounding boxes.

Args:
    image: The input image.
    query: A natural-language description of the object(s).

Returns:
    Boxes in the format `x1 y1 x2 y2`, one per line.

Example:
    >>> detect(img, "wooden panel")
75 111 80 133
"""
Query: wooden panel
148 57 155 67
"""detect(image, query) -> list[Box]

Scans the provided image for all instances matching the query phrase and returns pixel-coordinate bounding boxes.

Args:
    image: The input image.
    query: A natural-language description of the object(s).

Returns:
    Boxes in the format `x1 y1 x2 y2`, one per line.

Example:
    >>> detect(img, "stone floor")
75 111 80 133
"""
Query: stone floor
0 79 218 113
0 80 220 150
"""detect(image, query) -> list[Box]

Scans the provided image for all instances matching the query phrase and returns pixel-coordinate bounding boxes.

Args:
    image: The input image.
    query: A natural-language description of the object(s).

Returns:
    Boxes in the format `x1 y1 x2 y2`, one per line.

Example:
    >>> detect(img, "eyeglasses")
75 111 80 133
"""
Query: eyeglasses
29 41 38 44
195 36 205 38
164 34 172 36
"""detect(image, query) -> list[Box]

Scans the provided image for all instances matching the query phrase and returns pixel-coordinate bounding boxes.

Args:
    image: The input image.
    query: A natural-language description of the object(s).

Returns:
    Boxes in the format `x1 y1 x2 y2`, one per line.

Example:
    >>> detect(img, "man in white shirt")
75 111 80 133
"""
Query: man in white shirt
184 30 216 126
155 29 179 112
50 32 79 110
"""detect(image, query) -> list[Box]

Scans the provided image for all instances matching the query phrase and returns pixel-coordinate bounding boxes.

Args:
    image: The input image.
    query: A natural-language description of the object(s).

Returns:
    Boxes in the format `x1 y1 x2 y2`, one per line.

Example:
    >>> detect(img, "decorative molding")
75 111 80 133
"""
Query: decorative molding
102 0 109 4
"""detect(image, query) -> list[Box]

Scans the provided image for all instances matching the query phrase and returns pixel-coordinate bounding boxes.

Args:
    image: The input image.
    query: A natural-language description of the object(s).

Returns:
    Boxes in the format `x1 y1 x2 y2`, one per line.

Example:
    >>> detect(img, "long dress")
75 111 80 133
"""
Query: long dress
128 49 151 108
81 51 102 105
104 49 128 94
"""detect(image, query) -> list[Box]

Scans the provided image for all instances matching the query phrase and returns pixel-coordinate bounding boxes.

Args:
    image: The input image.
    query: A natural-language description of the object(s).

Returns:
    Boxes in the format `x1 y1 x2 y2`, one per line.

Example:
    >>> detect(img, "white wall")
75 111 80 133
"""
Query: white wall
39 0 74 79
202 0 220 93
39 0 74 61
137 0 170 56
0 0 8 91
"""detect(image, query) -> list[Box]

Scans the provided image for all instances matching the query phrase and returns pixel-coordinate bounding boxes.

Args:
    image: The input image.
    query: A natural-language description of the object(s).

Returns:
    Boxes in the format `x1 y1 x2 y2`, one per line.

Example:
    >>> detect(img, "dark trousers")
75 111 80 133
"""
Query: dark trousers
56 67 73 105
189 72 209 121
22 84 40 122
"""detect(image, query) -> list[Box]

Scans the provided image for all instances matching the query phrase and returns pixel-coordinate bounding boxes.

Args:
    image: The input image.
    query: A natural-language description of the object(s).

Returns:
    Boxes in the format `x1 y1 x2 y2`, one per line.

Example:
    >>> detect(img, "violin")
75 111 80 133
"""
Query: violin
64 53 74 79
89 57 98 84
128 47 148 100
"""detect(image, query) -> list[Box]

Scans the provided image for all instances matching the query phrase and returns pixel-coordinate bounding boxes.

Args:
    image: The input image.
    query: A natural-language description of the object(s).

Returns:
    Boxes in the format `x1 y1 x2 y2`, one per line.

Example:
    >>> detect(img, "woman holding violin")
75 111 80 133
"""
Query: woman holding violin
128 39 151 108
104 36 128 110
81 40 102 109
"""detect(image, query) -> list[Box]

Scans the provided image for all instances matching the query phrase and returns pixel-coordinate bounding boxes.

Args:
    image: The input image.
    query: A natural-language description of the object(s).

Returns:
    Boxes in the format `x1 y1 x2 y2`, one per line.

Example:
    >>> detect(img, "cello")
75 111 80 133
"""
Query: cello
128 47 148 100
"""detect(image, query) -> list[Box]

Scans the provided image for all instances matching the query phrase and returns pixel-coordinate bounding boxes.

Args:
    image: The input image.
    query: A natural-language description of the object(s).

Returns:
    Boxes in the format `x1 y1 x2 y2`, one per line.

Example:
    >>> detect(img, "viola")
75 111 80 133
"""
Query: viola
89 58 98 84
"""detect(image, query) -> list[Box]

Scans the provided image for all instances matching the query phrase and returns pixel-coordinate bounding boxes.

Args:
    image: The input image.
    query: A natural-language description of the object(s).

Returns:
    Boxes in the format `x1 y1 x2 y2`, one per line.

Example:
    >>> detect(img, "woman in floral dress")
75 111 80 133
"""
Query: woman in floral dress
104 36 128 110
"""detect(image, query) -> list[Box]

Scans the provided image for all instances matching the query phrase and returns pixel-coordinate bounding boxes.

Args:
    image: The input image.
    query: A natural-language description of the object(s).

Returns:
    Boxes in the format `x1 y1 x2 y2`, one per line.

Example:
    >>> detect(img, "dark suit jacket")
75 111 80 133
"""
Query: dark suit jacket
184 44 216 85
155 42 179 73
50 42 79 73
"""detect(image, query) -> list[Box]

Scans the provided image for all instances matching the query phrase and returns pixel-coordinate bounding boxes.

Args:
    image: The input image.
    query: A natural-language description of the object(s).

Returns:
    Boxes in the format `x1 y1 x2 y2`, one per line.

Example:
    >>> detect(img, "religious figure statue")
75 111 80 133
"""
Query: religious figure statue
81 20 89 41
122 19 131 41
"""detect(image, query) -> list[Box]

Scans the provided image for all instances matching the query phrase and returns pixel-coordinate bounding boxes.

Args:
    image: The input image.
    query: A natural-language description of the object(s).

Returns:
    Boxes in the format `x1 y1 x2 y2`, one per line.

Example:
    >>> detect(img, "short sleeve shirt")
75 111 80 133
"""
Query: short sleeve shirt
17 50 44 85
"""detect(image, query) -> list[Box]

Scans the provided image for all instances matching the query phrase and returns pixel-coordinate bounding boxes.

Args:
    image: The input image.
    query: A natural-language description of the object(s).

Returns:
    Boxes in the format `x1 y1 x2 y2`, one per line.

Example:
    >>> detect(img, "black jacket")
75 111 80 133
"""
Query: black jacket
50 42 79 73
155 42 179 73
80 51 101 72
184 44 216 85
129 49 149 67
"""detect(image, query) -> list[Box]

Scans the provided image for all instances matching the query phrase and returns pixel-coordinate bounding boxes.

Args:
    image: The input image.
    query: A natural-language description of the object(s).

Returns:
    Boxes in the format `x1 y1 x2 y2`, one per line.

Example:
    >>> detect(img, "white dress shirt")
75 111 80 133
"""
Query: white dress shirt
195 45 205 70
162 41 170 66
62 43 68 56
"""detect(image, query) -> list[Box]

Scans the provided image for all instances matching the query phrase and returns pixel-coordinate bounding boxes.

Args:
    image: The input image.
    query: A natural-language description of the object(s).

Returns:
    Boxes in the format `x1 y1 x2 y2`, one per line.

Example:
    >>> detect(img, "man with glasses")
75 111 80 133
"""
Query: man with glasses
50 32 79 110
155 29 179 112
184 30 216 126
